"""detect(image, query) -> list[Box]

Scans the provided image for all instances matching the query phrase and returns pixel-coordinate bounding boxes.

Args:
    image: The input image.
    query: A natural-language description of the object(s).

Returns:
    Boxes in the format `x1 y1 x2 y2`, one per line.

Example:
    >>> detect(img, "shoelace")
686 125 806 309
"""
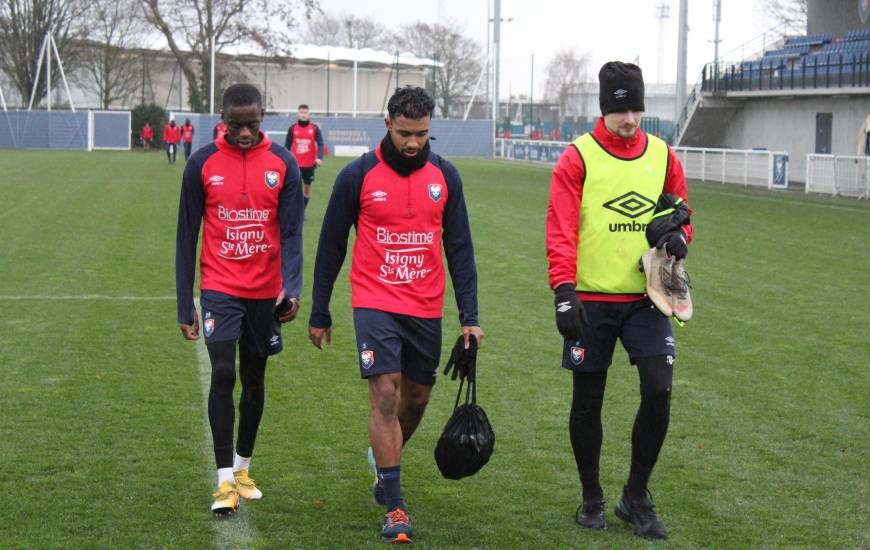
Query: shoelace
385 510 410 526
213 486 236 499
632 493 660 524
660 262 691 299
236 474 256 488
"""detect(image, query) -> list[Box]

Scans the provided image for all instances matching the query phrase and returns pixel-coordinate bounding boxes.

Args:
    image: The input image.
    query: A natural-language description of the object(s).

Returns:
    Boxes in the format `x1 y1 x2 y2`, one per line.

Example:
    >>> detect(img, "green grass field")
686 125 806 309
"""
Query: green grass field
1 149 868 549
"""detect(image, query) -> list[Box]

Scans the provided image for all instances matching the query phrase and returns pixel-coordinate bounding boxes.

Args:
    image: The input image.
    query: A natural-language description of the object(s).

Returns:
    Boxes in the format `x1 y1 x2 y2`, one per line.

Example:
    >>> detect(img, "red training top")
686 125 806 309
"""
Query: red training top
546 117 693 302
163 124 181 144
182 124 194 143
141 126 153 140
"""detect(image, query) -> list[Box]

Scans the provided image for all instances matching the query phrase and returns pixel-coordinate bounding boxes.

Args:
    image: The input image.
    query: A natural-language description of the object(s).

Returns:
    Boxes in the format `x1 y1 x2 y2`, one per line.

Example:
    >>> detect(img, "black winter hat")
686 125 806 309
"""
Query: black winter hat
599 61 645 115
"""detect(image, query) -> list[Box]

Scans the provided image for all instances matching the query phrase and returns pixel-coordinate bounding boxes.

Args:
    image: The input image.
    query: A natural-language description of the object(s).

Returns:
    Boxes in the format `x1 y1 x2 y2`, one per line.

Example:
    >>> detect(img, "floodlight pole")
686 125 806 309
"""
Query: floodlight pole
210 33 216 115
675 0 688 124
492 0 500 129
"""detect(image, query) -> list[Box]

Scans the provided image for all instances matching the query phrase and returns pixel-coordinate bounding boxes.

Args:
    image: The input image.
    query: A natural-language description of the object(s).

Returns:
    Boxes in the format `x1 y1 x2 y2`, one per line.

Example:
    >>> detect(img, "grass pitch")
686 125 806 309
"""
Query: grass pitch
1 149 868 549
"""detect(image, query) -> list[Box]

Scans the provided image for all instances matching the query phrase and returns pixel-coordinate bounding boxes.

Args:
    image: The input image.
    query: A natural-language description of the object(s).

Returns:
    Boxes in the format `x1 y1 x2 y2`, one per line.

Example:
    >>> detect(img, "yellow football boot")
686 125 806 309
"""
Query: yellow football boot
234 470 263 500
211 480 239 515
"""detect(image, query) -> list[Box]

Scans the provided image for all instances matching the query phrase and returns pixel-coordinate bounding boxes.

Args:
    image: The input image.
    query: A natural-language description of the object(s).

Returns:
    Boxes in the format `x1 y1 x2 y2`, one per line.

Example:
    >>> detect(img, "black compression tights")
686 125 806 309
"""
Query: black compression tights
206 341 268 469
569 356 673 501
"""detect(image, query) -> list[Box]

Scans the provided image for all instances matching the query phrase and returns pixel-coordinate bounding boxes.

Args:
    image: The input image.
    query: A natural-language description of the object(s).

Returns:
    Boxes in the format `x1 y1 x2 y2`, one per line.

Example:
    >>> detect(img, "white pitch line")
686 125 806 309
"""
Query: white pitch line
0 295 175 301
193 299 259 549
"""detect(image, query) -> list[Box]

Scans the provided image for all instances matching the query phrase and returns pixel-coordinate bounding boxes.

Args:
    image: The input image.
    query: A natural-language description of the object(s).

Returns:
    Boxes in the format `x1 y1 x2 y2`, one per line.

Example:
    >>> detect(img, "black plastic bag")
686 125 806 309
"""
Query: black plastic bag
434 377 495 480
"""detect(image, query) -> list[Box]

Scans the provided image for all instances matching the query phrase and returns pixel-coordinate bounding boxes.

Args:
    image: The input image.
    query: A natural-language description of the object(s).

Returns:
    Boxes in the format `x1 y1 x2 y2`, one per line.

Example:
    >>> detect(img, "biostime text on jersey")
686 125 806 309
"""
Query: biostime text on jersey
376 227 435 285
218 206 272 260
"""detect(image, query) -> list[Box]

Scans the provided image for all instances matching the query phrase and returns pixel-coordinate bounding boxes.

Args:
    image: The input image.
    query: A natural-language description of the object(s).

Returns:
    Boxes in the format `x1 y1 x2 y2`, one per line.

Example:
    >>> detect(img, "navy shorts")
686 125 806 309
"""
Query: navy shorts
562 298 675 372
300 166 316 184
353 308 442 386
200 290 282 357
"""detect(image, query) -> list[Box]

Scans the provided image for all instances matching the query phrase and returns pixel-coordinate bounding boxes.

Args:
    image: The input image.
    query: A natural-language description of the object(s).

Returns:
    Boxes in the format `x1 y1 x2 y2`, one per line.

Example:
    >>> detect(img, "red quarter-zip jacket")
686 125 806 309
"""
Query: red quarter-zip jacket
175 133 304 325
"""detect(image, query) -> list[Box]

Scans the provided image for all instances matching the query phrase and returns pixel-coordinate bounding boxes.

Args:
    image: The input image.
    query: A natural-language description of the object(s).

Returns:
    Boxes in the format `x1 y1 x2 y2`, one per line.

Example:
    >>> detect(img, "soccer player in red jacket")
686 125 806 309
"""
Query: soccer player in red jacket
309 87 482 544
163 120 181 164
181 118 195 160
175 83 304 515
284 104 324 209
140 123 154 150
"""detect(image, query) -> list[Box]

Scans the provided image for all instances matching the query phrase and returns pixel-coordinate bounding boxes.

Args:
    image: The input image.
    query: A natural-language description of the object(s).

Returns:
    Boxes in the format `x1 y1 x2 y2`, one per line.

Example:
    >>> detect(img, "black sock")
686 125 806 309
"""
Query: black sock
570 370 608 501
236 346 267 458
627 355 673 500
303 196 309 208
206 340 237 469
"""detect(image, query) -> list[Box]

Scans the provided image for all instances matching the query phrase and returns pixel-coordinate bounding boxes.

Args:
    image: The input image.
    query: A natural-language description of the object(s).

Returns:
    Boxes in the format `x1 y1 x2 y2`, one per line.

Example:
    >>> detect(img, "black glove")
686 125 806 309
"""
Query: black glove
274 297 293 322
656 230 688 260
443 334 477 382
554 283 588 341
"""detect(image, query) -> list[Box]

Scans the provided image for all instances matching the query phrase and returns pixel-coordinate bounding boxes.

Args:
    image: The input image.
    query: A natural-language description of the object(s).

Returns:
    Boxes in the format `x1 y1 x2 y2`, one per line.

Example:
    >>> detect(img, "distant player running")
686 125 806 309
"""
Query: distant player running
309 86 482 544
284 104 323 209
176 83 304 515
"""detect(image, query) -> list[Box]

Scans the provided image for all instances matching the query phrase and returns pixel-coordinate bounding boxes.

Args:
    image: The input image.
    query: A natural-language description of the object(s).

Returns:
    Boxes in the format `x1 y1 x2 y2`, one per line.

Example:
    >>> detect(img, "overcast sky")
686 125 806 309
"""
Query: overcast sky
318 0 787 97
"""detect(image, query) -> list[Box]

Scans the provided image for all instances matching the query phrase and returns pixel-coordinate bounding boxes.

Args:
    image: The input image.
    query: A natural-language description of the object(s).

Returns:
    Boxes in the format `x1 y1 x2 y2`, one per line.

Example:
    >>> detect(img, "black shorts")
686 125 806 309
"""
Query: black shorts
300 166 315 184
353 308 442 386
200 290 282 357
562 298 675 372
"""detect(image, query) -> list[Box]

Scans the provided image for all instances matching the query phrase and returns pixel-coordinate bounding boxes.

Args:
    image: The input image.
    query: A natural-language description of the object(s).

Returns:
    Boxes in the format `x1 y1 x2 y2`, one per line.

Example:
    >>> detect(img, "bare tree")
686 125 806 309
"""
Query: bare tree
303 11 394 50
76 0 146 108
400 21 482 118
141 0 317 113
545 50 590 125
761 0 808 31
0 0 88 108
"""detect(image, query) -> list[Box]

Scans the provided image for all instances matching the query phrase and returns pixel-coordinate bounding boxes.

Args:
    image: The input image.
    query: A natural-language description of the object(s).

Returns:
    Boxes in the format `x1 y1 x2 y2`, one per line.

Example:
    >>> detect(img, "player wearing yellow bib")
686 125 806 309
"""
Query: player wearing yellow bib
546 62 693 540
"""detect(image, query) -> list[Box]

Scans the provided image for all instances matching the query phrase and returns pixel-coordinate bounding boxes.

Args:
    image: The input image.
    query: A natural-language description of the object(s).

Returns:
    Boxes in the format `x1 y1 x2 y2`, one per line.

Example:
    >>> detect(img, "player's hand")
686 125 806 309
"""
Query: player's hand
274 291 299 323
315 158 323 167
656 230 688 260
180 311 200 340
462 325 484 349
308 326 332 349
554 284 587 341
444 333 479 382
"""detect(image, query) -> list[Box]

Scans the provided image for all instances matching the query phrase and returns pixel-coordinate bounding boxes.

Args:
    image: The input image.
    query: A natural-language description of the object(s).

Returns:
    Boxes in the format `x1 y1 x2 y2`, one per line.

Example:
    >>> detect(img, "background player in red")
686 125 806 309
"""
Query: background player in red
176 83 304 515
308 86 482 544
163 119 181 164
284 104 324 209
140 122 154 150
213 120 227 142
181 118 195 161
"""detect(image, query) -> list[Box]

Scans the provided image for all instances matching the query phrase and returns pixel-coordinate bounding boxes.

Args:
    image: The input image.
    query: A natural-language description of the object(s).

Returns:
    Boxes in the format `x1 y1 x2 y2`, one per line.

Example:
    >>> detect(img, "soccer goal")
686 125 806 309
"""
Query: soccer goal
88 110 131 151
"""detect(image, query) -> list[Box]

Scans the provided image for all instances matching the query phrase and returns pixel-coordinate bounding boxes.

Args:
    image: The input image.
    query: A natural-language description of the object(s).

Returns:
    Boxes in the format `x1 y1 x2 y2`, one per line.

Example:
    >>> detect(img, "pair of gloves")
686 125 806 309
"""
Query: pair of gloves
554 229 688 340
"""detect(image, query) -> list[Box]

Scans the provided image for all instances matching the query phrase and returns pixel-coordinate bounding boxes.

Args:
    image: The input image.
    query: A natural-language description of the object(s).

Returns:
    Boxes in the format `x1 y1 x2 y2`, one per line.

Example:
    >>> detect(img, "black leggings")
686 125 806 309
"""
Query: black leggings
569 355 673 500
206 341 268 469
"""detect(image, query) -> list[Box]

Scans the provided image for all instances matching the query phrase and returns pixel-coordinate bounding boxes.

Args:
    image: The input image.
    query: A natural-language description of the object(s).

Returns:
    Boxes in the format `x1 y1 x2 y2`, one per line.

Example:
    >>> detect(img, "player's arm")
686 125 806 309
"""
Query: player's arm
314 125 324 165
308 158 363 348
664 145 693 244
175 155 206 339
546 145 585 290
284 126 293 151
440 160 482 349
277 153 304 321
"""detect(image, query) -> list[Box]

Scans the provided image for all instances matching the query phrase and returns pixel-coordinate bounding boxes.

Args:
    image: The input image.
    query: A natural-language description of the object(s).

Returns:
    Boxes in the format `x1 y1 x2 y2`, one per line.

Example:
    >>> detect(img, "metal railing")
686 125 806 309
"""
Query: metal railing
702 53 870 92
673 147 789 189
806 154 870 198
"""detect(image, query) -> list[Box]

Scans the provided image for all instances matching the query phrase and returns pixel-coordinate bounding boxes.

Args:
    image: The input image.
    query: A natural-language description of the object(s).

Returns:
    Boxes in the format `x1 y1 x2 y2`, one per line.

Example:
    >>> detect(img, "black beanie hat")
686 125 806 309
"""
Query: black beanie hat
599 61 645 115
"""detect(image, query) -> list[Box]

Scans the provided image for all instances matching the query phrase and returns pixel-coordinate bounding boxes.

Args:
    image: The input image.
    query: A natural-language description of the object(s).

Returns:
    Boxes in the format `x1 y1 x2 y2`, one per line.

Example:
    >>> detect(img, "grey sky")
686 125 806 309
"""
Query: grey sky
317 0 787 98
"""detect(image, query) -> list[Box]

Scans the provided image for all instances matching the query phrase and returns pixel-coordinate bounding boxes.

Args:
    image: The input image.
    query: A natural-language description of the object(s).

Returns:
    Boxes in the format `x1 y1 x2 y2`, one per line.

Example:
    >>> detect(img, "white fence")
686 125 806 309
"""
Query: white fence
494 139 790 190
806 155 870 198
673 147 789 189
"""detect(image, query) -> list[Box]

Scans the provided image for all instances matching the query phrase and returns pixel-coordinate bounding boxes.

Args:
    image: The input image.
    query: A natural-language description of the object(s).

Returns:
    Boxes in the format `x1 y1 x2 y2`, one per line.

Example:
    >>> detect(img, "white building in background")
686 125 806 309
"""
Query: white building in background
564 82 685 124
2 44 434 116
